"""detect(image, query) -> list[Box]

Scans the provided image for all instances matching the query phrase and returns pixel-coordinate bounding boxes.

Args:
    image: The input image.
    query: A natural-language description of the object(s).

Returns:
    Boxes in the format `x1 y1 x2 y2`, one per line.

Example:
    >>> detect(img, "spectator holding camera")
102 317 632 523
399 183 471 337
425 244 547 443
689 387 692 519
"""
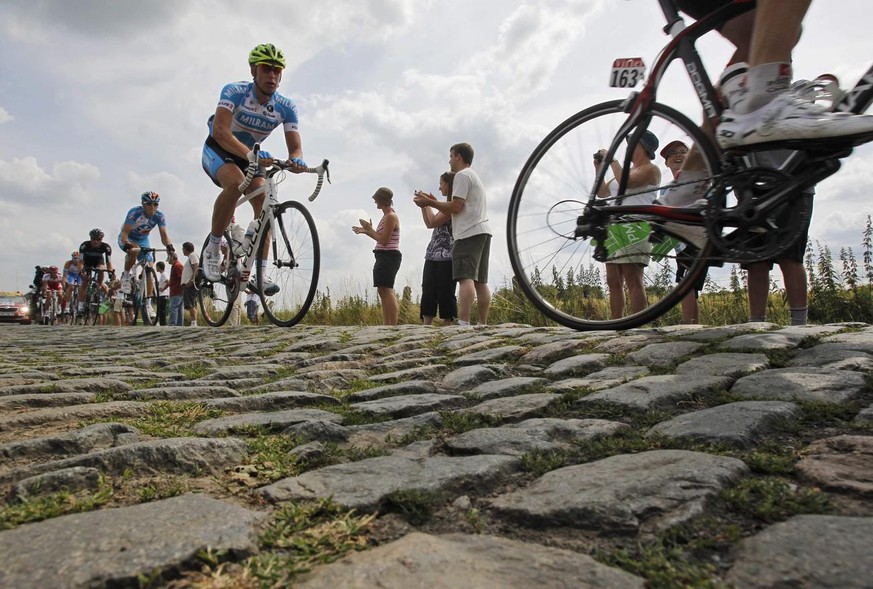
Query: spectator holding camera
595 130 661 319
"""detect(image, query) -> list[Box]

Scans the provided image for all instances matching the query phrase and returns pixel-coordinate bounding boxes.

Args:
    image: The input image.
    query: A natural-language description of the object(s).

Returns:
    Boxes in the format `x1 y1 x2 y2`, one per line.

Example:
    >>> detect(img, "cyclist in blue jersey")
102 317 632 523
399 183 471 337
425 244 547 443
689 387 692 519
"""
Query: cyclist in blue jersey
61 251 82 319
118 191 175 294
200 43 307 295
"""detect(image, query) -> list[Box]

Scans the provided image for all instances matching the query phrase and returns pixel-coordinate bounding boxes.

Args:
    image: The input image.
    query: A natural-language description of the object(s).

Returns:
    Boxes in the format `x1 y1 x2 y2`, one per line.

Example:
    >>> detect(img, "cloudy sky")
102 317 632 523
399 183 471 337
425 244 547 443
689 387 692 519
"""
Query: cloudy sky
2 0 872 300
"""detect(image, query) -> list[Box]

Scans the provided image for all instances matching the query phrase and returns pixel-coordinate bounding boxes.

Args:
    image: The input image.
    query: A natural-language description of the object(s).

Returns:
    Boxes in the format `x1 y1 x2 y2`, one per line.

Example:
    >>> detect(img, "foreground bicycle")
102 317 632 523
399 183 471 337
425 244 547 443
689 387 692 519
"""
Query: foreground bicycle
507 0 873 331
197 145 329 327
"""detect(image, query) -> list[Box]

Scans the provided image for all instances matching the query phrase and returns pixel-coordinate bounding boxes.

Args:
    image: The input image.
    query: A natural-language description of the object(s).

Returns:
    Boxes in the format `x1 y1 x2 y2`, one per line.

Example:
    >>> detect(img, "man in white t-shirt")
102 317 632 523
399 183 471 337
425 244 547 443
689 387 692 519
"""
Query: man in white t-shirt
414 142 492 326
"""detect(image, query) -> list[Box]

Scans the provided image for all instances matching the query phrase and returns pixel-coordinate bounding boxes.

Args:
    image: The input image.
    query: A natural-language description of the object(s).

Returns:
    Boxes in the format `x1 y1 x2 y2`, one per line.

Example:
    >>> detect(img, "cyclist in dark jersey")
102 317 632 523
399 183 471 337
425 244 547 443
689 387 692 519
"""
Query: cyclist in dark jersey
77 228 114 315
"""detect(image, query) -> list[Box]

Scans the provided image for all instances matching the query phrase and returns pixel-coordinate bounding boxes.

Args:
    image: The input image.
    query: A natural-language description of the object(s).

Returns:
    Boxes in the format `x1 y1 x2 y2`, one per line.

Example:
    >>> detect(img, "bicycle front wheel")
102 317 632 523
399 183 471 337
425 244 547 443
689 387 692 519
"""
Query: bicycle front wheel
85 289 98 326
197 232 237 327
507 100 721 330
258 200 320 327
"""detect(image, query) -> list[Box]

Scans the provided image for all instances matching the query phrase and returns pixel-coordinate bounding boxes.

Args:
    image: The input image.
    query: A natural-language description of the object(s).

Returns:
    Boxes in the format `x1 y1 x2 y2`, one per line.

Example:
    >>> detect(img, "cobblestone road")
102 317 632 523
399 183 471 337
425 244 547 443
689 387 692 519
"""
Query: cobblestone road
1 322 872 588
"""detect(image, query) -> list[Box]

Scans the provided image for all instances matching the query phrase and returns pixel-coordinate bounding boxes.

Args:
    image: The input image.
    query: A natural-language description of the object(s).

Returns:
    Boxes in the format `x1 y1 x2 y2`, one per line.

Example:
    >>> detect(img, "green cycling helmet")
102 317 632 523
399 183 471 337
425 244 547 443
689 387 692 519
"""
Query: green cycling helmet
249 43 286 68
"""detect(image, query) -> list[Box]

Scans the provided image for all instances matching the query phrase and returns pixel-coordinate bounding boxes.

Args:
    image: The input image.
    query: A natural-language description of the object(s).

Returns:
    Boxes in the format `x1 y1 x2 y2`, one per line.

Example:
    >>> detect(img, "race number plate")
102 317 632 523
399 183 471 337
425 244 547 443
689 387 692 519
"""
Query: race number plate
610 58 645 88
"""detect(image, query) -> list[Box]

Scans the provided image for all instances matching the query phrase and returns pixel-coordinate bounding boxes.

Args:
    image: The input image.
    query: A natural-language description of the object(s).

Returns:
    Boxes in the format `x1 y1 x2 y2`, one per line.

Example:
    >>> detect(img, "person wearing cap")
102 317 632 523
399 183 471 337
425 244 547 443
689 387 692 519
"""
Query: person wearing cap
658 139 701 324
353 187 402 325
660 140 689 183
595 130 661 319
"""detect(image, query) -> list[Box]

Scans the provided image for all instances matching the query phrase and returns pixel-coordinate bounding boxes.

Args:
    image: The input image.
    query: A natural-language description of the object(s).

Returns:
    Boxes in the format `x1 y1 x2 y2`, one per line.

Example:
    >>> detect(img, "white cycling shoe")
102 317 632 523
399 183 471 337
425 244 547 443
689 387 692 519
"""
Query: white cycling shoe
717 92 873 149
202 248 223 282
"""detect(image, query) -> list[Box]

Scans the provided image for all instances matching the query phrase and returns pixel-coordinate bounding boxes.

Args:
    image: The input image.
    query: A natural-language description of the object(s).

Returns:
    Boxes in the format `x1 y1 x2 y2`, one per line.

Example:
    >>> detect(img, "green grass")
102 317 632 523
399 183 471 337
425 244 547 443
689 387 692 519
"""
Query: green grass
107 401 224 438
380 489 441 525
721 476 833 523
0 479 114 530
520 448 568 477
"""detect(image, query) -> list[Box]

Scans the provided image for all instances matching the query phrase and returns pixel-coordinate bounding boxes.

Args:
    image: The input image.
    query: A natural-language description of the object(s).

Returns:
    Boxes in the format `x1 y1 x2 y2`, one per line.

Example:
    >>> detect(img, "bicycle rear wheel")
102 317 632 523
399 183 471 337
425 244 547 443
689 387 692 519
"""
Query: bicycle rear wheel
197 233 238 327
507 99 721 330
258 200 320 327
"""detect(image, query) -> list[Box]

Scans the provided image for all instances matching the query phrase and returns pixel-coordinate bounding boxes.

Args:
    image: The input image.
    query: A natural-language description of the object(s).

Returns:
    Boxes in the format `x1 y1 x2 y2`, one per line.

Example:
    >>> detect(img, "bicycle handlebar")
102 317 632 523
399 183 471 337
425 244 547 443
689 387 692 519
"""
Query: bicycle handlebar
238 143 331 202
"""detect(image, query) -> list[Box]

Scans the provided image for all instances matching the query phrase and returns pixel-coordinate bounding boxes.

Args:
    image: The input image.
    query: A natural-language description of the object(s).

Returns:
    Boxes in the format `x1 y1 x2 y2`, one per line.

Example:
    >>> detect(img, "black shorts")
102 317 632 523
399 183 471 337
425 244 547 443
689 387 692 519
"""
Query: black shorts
183 285 197 310
373 250 402 288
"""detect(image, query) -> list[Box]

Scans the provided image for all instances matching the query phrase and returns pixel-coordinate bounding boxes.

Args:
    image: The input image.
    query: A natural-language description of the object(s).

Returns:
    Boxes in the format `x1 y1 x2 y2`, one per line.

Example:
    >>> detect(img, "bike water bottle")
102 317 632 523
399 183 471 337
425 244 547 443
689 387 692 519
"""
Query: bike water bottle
243 220 258 252
230 223 246 256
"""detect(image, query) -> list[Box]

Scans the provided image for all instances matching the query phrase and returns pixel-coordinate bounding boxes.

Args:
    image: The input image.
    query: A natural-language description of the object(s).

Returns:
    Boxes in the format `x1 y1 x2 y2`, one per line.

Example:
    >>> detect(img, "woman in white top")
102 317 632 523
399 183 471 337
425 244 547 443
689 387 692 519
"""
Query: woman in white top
595 130 661 319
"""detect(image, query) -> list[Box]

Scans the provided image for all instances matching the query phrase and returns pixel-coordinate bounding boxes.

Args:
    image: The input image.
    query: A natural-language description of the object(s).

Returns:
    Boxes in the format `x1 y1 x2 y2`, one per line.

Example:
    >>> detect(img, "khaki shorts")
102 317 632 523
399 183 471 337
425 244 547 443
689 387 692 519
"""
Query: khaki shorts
452 234 491 282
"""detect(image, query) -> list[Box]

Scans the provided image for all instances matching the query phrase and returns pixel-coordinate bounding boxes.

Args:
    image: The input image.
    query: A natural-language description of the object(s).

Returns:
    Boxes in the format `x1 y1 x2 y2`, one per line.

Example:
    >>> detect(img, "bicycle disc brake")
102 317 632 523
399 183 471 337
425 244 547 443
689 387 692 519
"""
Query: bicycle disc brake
704 167 811 263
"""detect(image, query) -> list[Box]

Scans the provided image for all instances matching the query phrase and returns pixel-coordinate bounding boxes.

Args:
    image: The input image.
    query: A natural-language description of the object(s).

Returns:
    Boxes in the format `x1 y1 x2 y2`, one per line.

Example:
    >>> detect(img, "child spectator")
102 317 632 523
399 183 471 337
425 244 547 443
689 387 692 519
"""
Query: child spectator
109 279 124 326
156 260 169 326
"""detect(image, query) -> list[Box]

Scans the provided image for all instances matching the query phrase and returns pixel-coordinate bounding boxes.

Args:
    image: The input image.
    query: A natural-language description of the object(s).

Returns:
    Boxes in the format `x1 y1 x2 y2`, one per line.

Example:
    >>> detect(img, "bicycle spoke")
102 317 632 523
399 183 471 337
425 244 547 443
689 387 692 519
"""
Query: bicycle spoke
507 100 720 330
258 201 320 327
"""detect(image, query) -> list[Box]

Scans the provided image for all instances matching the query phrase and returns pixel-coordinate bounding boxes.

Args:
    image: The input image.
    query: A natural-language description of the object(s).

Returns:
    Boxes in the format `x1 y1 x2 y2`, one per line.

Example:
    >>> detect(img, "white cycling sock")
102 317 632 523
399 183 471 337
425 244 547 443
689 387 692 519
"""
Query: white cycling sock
208 234 222 247
719 62 749 111
739 62 792 114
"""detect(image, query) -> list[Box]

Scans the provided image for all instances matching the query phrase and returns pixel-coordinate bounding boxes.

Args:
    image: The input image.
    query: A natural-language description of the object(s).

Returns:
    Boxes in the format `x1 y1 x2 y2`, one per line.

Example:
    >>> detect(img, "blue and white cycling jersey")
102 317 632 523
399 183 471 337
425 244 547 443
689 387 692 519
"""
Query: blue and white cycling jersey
208 81 300 148
122 206 166 241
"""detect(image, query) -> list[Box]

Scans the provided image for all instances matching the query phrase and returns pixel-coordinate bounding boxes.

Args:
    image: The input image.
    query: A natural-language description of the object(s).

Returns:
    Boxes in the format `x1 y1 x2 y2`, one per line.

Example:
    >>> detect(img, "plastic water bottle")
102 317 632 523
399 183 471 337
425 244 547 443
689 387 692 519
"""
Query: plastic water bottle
242 220 258 254
230 223 246 257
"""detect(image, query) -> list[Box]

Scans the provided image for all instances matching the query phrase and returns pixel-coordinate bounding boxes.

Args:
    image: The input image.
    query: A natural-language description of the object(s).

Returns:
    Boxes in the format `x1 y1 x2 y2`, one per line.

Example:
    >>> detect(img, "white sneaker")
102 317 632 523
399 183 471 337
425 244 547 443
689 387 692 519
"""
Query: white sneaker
717 92 873 149
120 273 132 294
247 278 280 296
202 248 222 282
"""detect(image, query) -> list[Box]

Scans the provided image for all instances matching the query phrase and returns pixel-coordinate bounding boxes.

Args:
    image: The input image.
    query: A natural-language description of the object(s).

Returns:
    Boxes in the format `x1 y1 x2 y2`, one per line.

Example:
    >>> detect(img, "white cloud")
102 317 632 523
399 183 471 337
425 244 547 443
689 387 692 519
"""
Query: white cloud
0 156 99 206
1 0 872 304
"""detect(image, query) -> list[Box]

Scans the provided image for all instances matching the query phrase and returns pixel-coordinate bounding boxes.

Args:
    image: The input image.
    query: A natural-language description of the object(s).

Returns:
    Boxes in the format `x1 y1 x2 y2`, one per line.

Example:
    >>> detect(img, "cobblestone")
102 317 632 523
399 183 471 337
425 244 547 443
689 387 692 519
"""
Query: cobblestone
1 323 871 588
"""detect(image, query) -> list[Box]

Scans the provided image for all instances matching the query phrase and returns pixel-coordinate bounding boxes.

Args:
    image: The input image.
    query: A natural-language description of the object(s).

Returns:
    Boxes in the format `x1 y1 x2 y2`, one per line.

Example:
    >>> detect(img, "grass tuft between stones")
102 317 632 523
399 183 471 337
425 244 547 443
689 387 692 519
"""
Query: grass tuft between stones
721 476 833 523
98 401 225 438
163 499 374 588
0 478 114 530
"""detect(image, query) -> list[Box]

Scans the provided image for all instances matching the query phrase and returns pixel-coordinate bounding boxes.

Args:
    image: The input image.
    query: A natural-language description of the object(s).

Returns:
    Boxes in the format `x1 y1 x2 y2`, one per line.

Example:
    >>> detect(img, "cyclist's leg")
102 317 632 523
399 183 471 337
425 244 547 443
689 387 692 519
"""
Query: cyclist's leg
719 0 873 146
244 179 274 289
202 162 245 281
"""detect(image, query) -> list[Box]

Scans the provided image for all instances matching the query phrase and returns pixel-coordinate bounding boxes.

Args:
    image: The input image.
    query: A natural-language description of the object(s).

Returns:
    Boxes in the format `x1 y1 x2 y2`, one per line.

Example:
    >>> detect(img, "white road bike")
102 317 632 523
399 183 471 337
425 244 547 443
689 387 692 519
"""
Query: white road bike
196 145 330 327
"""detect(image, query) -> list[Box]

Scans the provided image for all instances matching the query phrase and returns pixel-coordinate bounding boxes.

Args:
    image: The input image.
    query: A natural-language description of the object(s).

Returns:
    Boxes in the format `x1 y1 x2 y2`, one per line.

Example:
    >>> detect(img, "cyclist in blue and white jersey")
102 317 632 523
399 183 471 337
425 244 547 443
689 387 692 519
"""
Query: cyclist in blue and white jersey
61 251 82 318
200 42 307 295
118 191 175 293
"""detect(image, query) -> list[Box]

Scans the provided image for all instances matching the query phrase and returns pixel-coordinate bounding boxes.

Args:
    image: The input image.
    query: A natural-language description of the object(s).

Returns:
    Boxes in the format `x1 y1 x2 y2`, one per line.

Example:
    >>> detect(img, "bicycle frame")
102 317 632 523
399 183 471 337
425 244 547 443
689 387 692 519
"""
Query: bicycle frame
593 0 752 201
583 0 873 252
231 147 330 285
231 175 282 285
